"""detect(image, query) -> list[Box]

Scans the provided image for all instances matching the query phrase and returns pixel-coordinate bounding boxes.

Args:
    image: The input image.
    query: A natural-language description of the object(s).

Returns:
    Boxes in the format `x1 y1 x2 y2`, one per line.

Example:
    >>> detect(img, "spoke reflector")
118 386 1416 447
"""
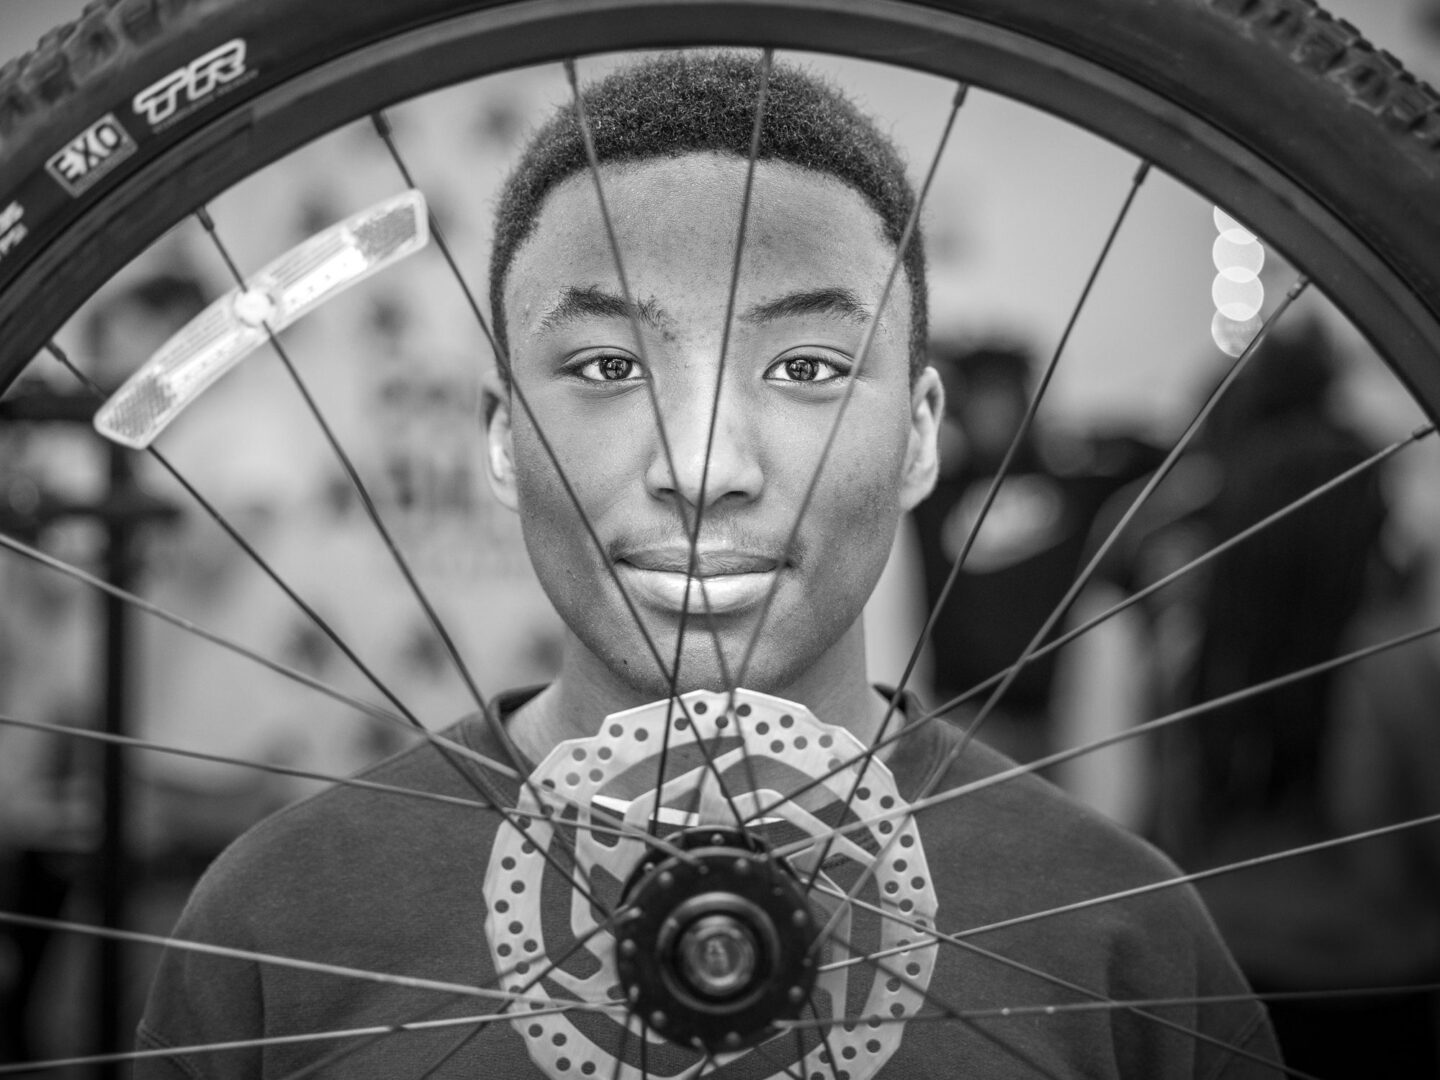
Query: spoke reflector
1211 204 1267 355
94 190 429 448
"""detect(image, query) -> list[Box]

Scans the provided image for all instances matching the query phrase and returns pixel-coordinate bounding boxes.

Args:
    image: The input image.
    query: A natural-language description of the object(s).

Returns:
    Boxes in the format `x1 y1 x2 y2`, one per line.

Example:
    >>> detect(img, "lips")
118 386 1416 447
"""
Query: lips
614 546 782 614
620 548 779 576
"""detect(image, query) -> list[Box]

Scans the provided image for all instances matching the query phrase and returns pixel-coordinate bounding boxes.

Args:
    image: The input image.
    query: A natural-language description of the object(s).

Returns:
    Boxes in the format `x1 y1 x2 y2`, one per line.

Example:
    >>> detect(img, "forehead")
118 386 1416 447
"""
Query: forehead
502 153 900 334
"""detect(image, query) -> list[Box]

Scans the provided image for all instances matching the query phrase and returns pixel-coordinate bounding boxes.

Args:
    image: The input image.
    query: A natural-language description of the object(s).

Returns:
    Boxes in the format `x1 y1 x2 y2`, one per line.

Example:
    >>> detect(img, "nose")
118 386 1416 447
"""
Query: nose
644 378 764 510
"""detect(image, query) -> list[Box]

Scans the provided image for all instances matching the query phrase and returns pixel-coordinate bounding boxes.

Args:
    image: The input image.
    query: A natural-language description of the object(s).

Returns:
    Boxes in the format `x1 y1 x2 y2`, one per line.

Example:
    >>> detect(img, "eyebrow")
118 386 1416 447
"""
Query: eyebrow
537 284 872 332
538 285 666 331
740 287 871 326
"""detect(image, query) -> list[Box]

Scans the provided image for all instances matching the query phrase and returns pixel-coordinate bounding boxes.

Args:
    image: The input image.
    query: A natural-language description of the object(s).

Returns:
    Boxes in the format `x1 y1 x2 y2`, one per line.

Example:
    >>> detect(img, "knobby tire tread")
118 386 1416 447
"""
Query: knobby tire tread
3 0 1440 393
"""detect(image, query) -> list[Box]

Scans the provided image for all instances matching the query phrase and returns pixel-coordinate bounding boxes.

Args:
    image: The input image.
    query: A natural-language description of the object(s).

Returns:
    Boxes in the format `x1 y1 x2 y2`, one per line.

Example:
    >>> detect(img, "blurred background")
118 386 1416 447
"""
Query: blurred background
3 0 1440 1076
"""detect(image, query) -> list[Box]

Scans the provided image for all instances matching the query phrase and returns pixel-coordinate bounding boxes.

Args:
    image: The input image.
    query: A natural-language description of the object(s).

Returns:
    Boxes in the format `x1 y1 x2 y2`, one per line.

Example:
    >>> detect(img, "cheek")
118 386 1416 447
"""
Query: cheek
509 423 598 567
802 418 911 576
821 401 913 508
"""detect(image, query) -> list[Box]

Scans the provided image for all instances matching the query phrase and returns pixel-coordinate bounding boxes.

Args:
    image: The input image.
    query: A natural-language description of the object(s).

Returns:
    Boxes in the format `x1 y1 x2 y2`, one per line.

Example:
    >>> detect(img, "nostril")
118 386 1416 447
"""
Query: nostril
646 428 762 506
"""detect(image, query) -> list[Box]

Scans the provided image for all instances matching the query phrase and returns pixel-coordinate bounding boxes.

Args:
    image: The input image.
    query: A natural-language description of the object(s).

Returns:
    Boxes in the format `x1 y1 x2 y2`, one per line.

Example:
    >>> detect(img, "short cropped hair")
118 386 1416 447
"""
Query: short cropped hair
488 52 927 379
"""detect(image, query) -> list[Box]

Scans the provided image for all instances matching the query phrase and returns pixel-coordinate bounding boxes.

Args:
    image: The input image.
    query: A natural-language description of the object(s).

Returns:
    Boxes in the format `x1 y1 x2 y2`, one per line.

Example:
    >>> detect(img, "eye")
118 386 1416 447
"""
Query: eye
765 352 849 384
570 352 644 383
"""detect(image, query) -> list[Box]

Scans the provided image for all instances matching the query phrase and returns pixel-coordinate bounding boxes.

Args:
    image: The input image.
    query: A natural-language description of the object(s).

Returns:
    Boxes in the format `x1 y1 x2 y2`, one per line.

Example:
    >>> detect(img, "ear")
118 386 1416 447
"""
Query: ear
898 365 944 512
481 380 519 512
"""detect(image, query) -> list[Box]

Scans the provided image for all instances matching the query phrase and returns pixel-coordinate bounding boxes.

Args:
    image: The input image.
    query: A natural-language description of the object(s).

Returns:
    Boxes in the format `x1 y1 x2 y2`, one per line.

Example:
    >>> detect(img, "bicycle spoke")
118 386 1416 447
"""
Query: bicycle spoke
744 419 1433 830
959 808 1440 942
270 902 633 1080
811 881 1305 1077
0 714 688 857
563 56 751 831
367 111 626 858
873 160 1150 720
807 154 1149 895
788 279 1319 943
923 425 1436 723
0 1005 596 1076
733 81 969 693
372 106 740 840
192 205 489 718
410 1012 501 1080
4 526 693 906
194 205 645 914
0 713 482 812
324 118 682 869
771 615 1440 869
918 274 1311 785
787 636 1440 876
806 991 845 1080
777 1010 1301 1079
929 985 1439 1022
607 1008 635 1080
0 528 398 726
45 341 427 731
647 50 778 838
768 763 1440 1073
820 925 1066 1080
0 909 577 1009
49 331 594 897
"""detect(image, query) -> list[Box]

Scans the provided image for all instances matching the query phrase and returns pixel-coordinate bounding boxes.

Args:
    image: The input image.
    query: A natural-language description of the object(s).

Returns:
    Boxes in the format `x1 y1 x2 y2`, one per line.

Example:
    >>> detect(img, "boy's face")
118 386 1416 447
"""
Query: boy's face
490 153 941 700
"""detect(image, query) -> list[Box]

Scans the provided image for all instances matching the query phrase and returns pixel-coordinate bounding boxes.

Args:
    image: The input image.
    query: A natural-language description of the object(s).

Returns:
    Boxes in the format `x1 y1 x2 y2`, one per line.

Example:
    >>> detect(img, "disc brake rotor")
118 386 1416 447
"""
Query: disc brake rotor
483 688 939 1080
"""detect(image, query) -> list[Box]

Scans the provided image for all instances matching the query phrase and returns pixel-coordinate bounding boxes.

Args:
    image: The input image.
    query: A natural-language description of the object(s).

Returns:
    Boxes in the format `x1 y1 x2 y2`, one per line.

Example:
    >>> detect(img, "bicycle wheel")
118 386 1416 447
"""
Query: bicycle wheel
1 1 1439 1078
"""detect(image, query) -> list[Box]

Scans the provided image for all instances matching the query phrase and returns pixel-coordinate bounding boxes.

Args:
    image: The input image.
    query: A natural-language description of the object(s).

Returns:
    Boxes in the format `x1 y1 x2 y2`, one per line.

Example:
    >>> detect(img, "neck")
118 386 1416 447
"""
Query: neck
507 621 889 766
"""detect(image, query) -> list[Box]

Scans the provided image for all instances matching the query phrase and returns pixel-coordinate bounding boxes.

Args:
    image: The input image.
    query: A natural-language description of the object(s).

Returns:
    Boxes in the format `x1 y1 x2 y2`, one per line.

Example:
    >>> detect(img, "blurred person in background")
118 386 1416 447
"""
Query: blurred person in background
1115 319 1440 1076
909 339 1159 762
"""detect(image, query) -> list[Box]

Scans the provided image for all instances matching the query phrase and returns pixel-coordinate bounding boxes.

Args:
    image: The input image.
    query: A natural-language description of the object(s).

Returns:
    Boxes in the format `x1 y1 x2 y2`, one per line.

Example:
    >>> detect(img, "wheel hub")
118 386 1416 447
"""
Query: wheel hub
676 913 758 997
616 827 818 1051
484 687 939 1080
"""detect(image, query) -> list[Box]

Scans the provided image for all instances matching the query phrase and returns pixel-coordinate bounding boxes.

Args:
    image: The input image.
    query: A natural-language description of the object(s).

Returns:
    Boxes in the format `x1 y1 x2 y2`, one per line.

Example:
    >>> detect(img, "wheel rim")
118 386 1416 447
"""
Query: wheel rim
1 3 1438 1077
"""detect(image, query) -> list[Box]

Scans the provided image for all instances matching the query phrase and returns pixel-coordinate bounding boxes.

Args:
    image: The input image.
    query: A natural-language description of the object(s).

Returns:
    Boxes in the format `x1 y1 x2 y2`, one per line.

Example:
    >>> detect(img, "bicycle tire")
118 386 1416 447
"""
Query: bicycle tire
0 0 1438 405
2 0 1439 1077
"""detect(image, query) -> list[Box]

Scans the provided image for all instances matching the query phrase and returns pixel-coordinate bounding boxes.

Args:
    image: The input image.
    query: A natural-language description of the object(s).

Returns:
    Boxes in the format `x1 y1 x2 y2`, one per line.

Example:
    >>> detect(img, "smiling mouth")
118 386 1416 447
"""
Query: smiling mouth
616 549 782 614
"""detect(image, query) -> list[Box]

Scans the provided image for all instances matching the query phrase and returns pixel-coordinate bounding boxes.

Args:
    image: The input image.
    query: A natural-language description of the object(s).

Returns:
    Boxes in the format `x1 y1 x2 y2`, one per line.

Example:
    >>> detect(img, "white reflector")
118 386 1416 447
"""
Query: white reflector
95 190 429 449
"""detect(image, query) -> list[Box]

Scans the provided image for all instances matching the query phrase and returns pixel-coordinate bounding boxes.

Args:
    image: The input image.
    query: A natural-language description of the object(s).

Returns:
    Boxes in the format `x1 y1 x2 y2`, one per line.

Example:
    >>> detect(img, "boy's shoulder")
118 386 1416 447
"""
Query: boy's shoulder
906 712 1220 944
179 714 508 939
